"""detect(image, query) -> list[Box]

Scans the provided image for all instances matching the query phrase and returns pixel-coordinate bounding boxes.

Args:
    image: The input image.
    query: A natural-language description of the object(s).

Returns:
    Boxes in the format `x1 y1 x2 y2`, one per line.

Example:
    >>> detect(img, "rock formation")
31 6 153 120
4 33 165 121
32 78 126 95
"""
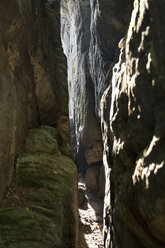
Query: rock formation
60 0 132 199
0 0 77 247
0 0 68 199
101 0 165 247
62 0 165 247
0 126 77 248
61 0 103 177
0 0 165 247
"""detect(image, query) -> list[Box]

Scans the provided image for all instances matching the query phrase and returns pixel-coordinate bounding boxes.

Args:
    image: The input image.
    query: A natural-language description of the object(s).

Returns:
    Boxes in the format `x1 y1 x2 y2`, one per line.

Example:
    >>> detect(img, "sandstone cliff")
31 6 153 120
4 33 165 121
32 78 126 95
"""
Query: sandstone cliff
101 0 165 247
0 0 165 247
0 1 78 247
0 0 68 199
61 0 103 176
62 0 165 247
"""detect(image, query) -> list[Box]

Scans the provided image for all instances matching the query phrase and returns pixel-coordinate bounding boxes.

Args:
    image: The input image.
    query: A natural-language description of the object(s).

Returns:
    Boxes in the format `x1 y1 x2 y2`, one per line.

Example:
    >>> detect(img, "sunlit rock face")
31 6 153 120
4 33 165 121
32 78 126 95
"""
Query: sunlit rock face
0 0 68 199
101 0 165 247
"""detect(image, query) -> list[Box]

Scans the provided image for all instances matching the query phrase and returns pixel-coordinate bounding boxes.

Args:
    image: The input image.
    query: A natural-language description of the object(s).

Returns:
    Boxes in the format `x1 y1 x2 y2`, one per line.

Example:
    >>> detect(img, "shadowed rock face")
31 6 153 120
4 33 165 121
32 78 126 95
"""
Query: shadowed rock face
89 0 133 116
0 1 39 199
0 0 68 199
101 0 165 247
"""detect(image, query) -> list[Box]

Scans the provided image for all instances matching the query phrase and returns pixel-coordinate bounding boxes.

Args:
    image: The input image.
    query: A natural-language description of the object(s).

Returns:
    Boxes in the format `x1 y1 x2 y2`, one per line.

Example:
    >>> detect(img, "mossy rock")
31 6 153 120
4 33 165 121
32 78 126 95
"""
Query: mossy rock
60 145 73 159
17 153 75 191
0 208 62 248
39 125 58 140
23 128 60 154
39 125 73 159
0 126 77 248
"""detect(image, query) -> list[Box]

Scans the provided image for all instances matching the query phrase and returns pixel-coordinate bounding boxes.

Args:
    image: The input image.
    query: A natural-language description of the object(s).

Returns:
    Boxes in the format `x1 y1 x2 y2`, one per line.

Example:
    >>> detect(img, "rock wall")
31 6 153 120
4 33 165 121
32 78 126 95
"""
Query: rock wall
0 0 68 199
60 0 132 170
101 0 165 247
61 0 165 247
0 1 78 246
89 0 132 115
60 0 133 194
61 0 103 176
2 0 164 247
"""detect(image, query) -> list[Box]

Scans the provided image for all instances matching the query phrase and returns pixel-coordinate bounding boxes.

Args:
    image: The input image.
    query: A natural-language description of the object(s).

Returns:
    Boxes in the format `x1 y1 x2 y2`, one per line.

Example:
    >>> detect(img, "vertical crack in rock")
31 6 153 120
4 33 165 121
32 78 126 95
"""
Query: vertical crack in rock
61 0 103 178
89 0 106 117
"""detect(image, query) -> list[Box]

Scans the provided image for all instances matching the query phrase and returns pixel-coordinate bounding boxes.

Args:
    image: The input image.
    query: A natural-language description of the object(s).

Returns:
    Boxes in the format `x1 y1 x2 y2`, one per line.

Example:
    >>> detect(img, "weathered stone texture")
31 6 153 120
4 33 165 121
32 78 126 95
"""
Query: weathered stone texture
0 1 39 200
85 165 100 192
61 0 133 195
61 0 103 174
0 126 78 248
89 0 133 116
0 0 68 199
101 0 165 247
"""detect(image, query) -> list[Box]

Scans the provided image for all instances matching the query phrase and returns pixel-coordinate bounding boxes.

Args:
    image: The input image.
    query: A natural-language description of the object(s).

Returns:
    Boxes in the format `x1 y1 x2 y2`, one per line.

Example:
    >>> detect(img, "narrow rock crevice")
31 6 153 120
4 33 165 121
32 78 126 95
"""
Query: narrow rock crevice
0 0 165 248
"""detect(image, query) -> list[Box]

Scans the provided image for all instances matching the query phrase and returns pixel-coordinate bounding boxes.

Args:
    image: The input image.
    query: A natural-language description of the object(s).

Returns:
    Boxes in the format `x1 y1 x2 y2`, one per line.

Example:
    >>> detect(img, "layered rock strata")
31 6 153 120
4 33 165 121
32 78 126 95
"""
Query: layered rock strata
0 126 77 248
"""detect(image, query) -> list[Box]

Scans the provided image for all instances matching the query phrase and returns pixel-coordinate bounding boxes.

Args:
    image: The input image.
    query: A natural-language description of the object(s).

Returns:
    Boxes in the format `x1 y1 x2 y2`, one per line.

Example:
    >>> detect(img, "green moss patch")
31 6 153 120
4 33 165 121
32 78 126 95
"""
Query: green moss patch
0 126 77 248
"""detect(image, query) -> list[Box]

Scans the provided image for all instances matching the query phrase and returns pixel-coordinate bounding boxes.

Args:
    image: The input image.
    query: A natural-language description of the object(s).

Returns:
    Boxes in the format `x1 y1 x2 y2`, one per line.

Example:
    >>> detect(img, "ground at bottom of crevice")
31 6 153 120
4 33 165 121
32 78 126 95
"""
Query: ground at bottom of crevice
78 174 104 248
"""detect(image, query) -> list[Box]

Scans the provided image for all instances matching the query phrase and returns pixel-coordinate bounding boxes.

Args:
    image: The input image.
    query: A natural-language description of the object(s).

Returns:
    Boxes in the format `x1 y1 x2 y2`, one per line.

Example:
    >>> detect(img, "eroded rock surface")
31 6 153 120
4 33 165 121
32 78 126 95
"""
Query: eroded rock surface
61 0 133 192
0 0 67 199
101 0 165 247
85 165 100 192
0 126 77 248
61 0 103 175
0 0 165 247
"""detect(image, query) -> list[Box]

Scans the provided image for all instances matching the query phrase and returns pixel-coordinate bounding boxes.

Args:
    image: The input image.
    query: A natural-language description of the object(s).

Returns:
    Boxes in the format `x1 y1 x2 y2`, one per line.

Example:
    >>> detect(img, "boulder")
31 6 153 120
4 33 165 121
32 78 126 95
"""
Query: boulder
0 126 78 248
85 140 103 166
